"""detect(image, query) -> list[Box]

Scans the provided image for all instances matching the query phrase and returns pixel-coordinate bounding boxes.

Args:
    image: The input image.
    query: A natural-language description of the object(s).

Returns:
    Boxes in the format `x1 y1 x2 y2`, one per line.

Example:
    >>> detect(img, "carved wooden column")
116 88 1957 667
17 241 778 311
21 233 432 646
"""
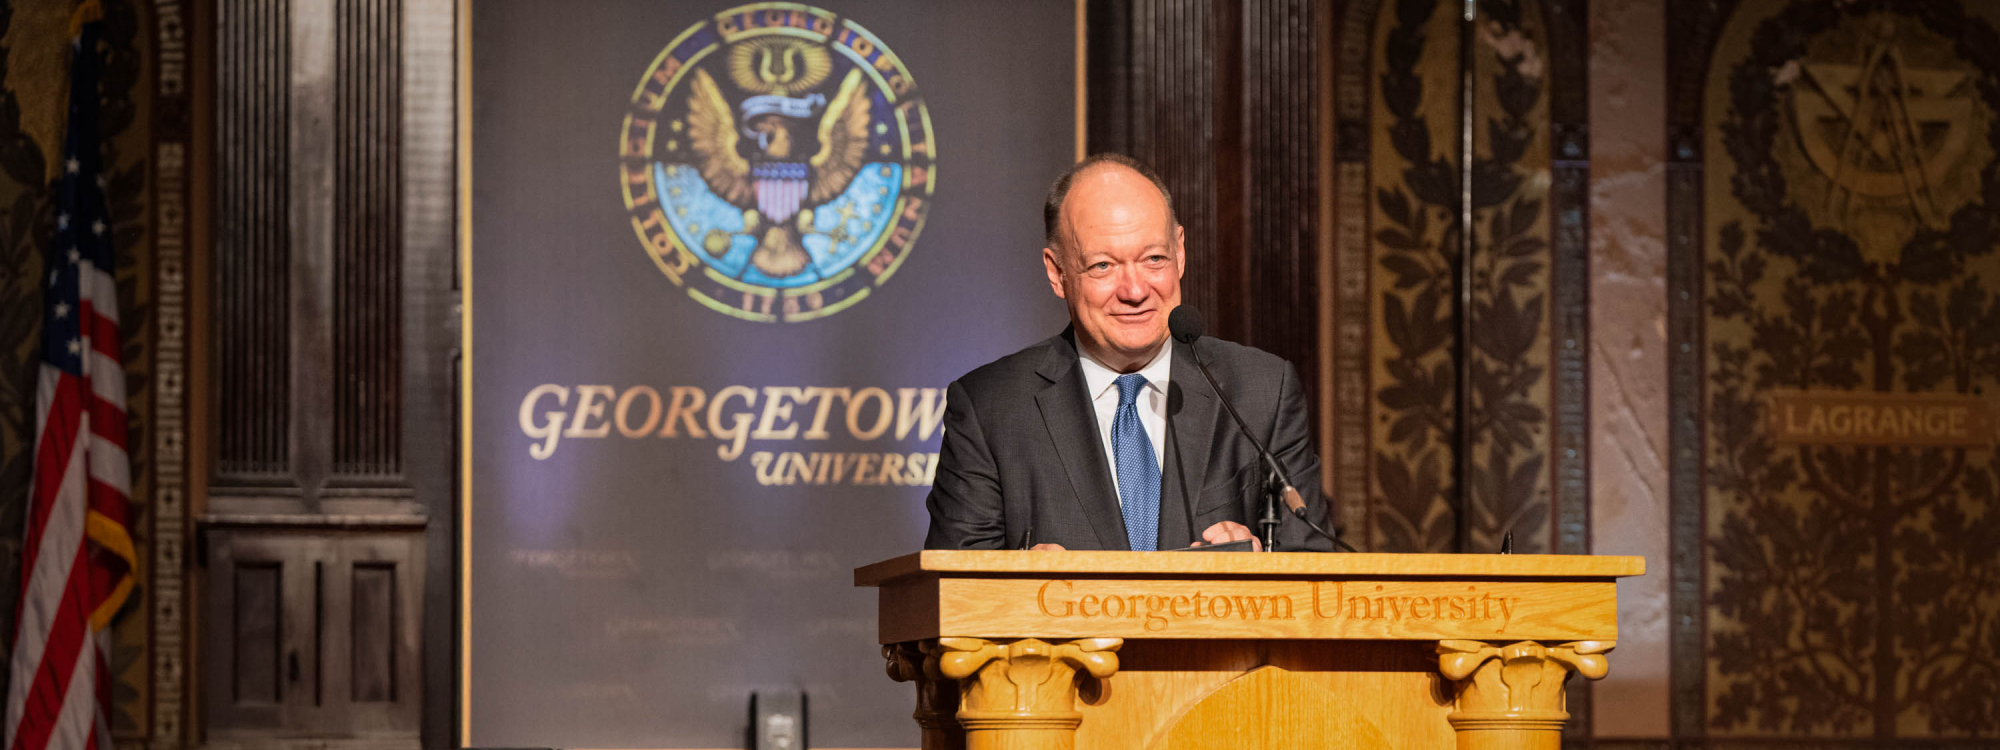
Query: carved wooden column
1436 640 1614 750
934 637 1121 750
886 641 965 750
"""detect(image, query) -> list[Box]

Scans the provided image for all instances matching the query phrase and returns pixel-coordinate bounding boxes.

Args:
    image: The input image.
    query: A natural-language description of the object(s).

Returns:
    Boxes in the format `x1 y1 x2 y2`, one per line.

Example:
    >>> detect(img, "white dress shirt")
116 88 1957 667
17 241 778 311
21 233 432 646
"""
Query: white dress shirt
1077 343 1171 495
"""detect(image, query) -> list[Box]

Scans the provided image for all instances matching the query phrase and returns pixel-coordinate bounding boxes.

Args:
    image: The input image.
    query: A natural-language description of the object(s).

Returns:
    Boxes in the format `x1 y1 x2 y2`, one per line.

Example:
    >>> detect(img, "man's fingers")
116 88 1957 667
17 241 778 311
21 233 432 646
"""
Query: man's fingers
1201 521 1254 542
1193 521 1264 551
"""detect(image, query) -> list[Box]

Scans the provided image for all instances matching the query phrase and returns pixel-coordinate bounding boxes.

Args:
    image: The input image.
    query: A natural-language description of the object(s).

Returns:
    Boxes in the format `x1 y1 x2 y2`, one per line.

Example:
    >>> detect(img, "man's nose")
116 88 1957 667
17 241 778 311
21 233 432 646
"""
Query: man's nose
1113 269 1150 303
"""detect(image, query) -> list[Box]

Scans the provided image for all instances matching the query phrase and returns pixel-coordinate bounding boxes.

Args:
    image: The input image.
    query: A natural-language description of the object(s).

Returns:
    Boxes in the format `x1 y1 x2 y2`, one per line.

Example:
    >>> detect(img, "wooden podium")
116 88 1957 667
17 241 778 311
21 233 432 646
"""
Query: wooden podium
856 551 1642 750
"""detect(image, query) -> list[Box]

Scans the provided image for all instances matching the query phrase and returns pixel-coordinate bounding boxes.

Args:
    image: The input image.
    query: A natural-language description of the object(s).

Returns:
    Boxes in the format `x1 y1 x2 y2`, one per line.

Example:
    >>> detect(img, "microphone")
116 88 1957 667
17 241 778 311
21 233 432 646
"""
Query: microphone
1169 306 1354 552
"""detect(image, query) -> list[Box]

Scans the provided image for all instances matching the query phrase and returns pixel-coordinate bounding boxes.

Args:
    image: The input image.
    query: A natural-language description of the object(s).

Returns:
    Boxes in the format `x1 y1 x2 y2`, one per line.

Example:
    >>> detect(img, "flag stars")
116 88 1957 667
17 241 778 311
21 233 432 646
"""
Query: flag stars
53 302 69 319
65 158 79 174
90 220 105 236
66 338 80 356
67 249 80 264
57 213 69 230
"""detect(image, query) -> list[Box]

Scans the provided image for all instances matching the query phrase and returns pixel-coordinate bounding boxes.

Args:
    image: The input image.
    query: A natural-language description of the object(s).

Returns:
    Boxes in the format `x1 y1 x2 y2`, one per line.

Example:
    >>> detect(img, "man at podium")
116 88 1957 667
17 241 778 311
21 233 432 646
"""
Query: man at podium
925 154 1336 552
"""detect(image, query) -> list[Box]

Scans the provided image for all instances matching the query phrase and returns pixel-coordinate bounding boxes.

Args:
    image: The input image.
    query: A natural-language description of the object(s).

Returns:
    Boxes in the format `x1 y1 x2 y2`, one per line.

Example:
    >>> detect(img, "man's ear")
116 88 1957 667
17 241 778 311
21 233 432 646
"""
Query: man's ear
1043 246 1068 300
1173 224 1187 278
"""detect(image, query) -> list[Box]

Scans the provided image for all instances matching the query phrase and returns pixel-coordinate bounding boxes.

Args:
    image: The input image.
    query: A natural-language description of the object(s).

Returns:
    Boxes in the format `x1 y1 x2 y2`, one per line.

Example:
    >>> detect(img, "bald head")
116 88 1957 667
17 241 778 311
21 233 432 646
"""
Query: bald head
1038 154 1187 372
1042 153 1177 257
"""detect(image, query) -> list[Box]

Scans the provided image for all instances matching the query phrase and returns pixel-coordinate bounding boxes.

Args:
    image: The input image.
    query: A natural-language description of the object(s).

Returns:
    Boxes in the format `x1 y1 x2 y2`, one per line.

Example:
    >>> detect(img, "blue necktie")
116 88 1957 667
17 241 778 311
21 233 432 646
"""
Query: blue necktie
1112 373 1161 551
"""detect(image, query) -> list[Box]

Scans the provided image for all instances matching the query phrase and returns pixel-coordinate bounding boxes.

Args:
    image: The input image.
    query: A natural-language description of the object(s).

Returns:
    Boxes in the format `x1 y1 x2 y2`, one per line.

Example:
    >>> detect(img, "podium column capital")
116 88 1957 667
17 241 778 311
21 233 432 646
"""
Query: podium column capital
887 641 965 749
1436 640 1615 749
934 638 1121 750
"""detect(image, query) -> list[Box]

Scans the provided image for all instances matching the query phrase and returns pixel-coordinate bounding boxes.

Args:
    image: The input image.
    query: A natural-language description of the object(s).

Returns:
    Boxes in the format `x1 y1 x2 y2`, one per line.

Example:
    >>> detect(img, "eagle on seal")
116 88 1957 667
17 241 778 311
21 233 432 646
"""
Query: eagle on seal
684 65 873 278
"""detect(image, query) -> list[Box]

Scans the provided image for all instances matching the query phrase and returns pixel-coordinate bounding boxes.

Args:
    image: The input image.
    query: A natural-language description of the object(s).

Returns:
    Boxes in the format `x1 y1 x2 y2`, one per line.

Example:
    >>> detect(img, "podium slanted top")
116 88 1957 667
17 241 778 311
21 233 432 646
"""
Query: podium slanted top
854 550 1643 587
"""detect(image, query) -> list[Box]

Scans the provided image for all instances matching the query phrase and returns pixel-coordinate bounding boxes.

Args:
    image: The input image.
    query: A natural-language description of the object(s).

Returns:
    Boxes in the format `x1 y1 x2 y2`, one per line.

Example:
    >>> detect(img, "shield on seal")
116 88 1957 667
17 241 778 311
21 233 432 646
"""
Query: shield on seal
752 161 809 223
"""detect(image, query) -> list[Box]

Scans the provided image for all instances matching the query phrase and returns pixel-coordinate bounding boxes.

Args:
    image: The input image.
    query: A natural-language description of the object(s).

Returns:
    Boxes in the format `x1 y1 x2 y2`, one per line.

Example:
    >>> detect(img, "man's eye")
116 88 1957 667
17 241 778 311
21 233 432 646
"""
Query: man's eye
1089 262 1112 272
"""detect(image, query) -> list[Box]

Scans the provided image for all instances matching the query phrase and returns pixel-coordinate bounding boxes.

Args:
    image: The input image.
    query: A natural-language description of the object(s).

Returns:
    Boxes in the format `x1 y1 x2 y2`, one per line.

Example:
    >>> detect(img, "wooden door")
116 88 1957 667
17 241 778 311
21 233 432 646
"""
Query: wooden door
201 0 457 745
201 534 325 736
318 534 423 740
202 529 423 749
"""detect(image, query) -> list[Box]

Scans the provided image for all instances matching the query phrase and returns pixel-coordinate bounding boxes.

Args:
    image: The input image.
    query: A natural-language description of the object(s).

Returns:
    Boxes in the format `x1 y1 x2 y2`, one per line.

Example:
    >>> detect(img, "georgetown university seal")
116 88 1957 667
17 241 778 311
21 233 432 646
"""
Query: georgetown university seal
619 3 937 322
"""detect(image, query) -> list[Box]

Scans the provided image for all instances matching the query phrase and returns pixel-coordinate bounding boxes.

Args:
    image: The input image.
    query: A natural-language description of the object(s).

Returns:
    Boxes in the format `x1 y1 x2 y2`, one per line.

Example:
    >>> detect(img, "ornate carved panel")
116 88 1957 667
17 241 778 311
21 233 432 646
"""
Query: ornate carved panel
1364 0 1469 553
1341 0 1577 557
1671 0 2000 741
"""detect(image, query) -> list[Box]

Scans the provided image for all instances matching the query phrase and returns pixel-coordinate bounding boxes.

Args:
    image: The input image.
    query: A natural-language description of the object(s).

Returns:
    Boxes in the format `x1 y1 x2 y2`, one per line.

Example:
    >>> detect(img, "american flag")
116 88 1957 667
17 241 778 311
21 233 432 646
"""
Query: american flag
6 12 136 750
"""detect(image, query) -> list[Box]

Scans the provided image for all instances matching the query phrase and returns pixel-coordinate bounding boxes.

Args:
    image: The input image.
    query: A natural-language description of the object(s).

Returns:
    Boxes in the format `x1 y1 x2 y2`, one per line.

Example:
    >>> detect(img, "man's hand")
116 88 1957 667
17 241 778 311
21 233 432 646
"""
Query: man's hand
1030 543 1067 551
1191 521 1262 551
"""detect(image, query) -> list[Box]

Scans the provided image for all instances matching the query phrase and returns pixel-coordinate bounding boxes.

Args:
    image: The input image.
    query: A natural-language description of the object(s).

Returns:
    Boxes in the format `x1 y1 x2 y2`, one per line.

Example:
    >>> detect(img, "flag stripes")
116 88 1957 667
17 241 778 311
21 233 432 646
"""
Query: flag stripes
6 9 135 750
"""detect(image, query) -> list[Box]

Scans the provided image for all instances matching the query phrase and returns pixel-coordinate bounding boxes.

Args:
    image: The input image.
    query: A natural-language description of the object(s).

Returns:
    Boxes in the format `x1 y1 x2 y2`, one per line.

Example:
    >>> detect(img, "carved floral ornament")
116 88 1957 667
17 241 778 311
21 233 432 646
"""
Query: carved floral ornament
1698 0 2000 736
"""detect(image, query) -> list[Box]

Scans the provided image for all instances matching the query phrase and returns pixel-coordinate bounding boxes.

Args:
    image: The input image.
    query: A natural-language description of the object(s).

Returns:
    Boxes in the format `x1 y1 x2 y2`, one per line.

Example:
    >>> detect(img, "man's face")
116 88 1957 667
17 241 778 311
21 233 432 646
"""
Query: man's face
1043 166 1186 371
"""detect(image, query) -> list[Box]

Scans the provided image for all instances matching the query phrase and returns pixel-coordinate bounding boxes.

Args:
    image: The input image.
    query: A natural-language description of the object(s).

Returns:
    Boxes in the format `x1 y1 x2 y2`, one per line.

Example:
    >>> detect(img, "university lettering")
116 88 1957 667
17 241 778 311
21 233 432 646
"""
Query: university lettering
746 450 939 487
518 383 947 461
1035 580 1298 633
1308 581 1517 630
1031 580 1523 634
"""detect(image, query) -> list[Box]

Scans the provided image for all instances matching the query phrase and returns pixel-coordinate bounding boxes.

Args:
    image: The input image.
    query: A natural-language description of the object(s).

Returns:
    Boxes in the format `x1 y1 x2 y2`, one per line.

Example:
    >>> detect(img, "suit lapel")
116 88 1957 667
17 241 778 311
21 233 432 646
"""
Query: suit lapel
1035 330 1128 550
1167 338 1221 533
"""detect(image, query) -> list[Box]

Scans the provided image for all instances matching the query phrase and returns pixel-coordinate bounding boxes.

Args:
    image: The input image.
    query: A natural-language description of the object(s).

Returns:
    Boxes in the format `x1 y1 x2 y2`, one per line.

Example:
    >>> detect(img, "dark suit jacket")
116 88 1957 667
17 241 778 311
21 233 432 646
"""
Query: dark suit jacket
924 328 1335 551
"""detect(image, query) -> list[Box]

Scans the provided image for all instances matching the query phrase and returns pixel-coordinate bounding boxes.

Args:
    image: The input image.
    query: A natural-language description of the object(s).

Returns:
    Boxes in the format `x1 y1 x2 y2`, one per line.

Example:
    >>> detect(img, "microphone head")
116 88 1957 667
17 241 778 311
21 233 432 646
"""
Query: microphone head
1168 306 1205 344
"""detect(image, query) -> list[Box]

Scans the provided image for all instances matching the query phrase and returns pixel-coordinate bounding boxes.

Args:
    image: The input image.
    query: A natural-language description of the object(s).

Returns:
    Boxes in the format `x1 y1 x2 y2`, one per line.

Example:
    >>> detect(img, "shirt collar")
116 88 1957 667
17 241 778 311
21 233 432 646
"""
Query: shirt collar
1078 341 1173 402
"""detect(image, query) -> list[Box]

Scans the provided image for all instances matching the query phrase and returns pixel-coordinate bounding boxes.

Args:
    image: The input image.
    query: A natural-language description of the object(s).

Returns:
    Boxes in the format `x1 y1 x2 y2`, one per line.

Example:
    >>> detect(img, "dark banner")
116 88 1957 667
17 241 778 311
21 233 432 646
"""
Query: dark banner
467 1 1073 746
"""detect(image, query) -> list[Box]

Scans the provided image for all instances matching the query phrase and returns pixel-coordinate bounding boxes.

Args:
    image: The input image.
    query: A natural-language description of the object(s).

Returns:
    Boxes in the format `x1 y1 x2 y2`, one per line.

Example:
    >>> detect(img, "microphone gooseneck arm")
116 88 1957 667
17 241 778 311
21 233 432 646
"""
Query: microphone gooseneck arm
1182 339 1354 553
1171 306 1356 553
1180 340 1284 550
